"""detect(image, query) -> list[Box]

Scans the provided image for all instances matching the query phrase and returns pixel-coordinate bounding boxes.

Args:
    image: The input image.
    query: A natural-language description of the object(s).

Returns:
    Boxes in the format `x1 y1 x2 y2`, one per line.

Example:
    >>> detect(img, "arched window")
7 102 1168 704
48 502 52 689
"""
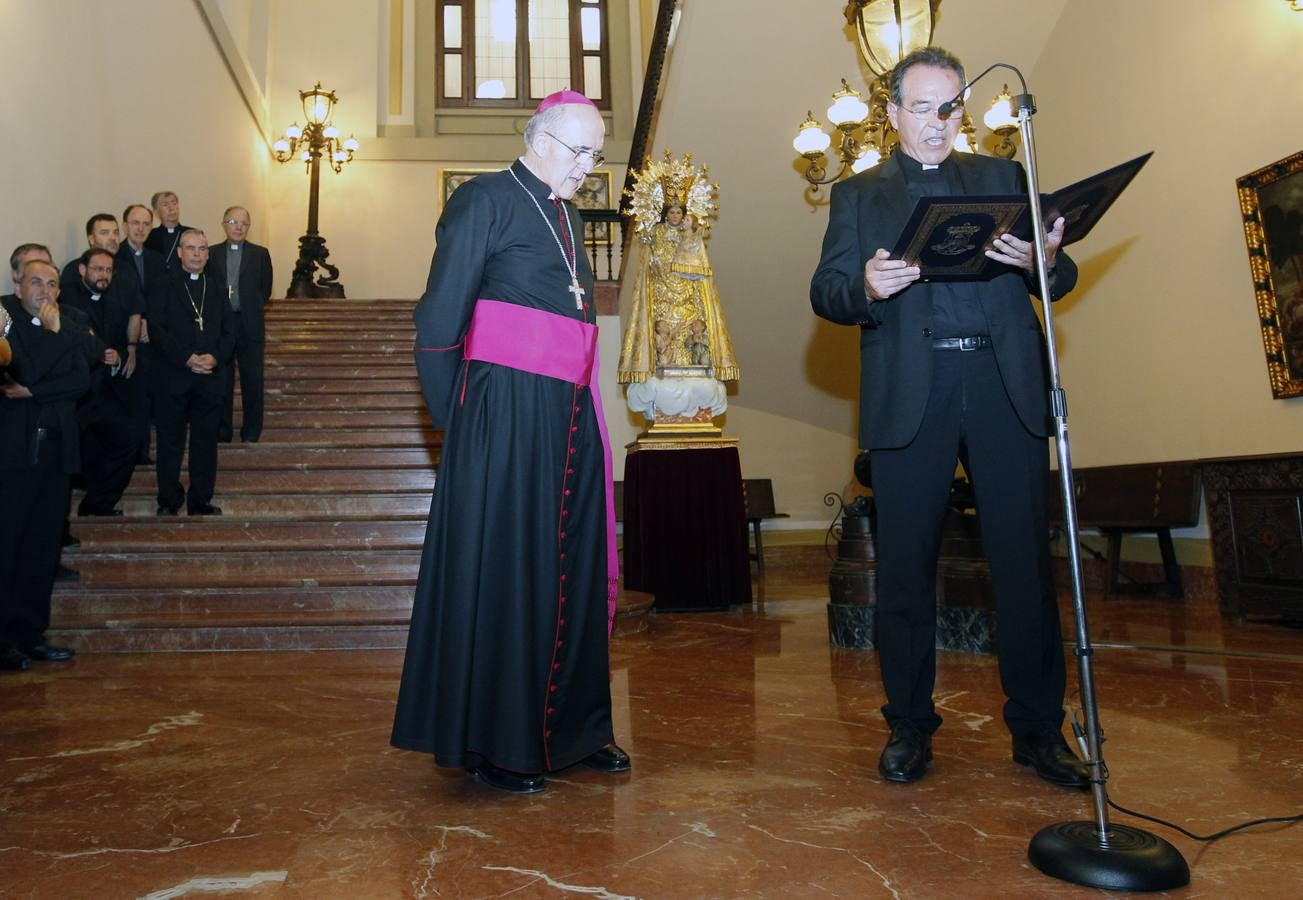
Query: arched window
436 0 610 109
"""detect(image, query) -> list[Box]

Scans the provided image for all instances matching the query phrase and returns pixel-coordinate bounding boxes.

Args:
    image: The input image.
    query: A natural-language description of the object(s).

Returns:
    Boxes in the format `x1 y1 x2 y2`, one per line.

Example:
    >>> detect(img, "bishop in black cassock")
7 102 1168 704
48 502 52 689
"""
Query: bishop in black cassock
392 91 629 794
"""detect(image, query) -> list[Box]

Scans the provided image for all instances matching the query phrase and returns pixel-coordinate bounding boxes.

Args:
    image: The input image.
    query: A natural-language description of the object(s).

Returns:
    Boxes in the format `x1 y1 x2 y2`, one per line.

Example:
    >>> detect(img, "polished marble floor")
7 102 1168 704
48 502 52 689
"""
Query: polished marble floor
3 560 1302 899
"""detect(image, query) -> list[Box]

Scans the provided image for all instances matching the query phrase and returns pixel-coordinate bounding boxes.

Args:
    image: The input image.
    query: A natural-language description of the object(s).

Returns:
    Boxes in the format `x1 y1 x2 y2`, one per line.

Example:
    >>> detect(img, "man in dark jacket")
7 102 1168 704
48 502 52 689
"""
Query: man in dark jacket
810 47 1087 790
206 206 273 443
147 230 236 516
1 259 89 670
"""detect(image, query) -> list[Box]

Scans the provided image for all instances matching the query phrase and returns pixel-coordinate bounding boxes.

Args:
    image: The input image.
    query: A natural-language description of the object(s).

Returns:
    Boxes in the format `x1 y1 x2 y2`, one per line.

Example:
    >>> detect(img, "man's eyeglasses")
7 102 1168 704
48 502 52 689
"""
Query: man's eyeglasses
223 219 250 227
545 131 605 167
899 100 963 121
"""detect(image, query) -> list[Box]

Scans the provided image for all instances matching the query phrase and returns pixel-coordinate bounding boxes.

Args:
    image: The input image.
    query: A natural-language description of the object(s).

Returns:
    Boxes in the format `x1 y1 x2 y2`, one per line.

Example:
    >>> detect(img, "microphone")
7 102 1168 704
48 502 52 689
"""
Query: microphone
937 61 1030 120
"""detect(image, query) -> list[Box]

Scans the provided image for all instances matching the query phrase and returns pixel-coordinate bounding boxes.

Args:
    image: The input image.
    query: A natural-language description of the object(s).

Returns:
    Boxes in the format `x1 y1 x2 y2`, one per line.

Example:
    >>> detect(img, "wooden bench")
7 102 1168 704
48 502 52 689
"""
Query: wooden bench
742 479 789 574
1049 461 1201 598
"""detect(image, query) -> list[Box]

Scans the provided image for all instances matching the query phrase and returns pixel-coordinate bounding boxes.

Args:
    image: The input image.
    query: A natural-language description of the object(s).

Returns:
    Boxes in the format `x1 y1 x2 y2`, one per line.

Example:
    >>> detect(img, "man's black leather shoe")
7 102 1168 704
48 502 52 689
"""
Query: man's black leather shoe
466 760 546 794
188 504 223 516
878 723 932 783
580 743 631 773
1 647 32 671
62 533 80 548
1013 730 1091 790
55 564 80 582
20 643 75 662
157 505 179 516
79 507 123 517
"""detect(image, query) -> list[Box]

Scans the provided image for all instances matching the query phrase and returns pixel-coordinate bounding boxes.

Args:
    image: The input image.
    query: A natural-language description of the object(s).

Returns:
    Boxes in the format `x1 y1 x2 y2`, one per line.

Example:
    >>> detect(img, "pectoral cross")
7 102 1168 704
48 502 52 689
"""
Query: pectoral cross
195 314 204 331
568 277 585 310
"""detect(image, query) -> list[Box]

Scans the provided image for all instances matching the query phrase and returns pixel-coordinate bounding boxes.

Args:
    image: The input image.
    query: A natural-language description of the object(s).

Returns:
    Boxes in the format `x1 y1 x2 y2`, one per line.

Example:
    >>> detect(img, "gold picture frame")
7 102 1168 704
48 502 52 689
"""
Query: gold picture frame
440 168 614 245
1237 149 1303 399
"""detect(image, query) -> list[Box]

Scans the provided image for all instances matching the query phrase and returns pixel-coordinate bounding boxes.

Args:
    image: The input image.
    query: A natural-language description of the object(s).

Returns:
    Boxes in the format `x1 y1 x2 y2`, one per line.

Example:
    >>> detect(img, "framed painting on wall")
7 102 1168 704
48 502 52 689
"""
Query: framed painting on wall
1237 149 1303 399
440 168 614 245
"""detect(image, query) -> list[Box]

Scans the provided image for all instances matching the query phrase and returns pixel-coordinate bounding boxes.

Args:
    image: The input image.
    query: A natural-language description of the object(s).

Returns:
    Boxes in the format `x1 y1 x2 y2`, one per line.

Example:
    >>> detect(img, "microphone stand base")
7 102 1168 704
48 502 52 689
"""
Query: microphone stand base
1029 821 1189 892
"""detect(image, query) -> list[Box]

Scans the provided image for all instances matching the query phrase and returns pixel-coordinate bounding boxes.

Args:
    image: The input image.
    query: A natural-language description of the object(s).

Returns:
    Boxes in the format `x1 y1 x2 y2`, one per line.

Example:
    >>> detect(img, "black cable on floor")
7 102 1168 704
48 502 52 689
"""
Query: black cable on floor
1068 709 1303 842
1107 798 1303 842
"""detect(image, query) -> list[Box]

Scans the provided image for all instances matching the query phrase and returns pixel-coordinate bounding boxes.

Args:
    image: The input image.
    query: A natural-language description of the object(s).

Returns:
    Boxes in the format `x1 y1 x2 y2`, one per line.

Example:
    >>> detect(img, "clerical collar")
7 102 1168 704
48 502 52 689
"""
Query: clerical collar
229 243 241 251
896 151 952 175
167 226 177 233
90 293 101 301
133 248 142 256
511 159 556 203
189 272 201 280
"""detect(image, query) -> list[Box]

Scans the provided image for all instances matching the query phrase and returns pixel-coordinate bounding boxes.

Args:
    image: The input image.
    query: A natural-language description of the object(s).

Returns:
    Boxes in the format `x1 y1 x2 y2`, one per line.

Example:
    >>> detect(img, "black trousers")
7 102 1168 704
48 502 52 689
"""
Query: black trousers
0 438 68 647
220 313 264 442
154 374 221 511
130 342 156 460
78 414 141 514
870 345 1066 738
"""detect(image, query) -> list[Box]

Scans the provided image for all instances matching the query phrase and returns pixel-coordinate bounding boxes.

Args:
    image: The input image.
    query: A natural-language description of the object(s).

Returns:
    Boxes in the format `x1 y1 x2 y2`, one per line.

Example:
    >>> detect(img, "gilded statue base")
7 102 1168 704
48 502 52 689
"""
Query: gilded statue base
627 421 738 452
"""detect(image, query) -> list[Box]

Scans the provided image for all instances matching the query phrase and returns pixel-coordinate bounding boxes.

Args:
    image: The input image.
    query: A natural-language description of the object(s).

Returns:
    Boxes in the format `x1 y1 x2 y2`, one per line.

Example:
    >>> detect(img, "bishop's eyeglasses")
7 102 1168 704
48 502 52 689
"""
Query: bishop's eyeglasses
545 131 605 167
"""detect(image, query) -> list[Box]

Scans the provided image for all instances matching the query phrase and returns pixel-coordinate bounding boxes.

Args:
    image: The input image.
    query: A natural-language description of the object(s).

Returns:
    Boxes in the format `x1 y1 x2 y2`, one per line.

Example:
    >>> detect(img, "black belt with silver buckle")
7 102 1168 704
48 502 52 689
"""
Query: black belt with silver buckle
932 335 992 351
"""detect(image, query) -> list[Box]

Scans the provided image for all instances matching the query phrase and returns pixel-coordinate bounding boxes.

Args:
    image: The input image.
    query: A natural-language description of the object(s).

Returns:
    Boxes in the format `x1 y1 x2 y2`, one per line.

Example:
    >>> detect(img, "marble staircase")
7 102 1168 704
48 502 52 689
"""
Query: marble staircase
52 298 436 652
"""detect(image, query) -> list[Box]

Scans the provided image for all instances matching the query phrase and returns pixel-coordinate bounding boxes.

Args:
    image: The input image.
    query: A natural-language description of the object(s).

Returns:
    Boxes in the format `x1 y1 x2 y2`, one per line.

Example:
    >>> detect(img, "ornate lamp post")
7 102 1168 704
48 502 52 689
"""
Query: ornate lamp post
273 83 360 298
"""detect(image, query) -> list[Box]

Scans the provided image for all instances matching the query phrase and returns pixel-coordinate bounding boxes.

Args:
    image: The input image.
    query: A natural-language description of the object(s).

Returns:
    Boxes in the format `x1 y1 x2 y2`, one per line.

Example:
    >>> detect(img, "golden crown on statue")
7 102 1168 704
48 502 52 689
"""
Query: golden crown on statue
627 149 719 243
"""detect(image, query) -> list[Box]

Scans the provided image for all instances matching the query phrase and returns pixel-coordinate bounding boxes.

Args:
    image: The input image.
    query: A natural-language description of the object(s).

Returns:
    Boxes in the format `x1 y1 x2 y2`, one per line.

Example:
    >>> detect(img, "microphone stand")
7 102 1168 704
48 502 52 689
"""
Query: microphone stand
1013 86 1188 891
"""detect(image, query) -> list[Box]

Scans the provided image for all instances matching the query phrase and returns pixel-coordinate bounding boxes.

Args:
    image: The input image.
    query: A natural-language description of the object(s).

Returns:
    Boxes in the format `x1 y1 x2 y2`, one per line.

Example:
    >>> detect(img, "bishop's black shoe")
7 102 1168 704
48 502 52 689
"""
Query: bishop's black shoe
580 743 631 773
1 647 32 671
19 643 75 662
157 504 179 516
466 759 546 794
1012 730 1091 790
188 504 223 516
878 722 932 783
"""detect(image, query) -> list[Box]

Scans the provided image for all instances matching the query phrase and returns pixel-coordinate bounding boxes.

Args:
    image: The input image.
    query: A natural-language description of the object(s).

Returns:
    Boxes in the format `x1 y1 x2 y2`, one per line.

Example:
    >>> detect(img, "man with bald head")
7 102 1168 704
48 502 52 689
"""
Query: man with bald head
1 259 89 669
392 91 629 793
206 206 273 443
147 229 236 516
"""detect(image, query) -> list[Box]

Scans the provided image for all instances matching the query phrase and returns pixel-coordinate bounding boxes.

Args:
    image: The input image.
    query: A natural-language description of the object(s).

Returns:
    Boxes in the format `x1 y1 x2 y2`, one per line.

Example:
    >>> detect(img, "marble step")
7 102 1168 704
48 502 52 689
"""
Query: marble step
63 518 427 553
51 547 421 590
72 491 432 519
51 584 415 618
117 467 435 495
50 622 411 652
260 409 430 428
252 427 432 447
263 378 421 395
263 363 416 377
258 392 425 410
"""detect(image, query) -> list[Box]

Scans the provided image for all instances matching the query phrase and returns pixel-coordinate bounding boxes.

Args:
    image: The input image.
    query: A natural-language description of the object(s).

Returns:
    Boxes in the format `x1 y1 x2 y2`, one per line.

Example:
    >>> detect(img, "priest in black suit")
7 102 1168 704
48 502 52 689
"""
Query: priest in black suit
121 204 167 463
811 47 1088 790
0 259 88 669
144 191 193 272
205 206 272 443
59 248 140 516
147 230 236 516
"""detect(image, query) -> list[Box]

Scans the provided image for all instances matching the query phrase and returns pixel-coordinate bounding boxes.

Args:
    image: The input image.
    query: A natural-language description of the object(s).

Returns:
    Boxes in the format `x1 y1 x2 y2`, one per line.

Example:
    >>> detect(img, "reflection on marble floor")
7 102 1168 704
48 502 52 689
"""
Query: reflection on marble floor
2 560 1302 899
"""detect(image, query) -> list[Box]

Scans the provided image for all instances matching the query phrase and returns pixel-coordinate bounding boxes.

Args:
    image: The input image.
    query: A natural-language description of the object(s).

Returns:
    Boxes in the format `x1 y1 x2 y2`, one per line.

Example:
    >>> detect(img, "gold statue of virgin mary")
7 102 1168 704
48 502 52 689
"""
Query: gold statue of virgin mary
618 151 739 397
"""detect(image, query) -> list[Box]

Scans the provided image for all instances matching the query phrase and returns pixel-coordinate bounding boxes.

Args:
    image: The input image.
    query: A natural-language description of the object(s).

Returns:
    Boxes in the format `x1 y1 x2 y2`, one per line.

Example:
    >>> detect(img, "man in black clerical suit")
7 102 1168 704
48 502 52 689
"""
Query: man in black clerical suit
120 203 165 463
120 204 166 463
61 214 145 376
811 47 1089 790
0 259 88 670
59 248 140 516
144 191 193 272
206 206 272 443
147 230 236 516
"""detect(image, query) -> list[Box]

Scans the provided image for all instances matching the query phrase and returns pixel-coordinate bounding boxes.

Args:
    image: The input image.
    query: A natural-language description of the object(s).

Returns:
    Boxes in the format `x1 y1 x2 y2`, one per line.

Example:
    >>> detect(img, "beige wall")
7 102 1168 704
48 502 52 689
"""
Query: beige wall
0 0 269 274
1027 1 1303 464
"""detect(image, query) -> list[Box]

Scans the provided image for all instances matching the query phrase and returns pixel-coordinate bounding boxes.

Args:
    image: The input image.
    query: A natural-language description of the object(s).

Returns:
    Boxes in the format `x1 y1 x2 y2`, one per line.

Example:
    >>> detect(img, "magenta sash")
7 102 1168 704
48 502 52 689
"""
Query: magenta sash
464 299 619 633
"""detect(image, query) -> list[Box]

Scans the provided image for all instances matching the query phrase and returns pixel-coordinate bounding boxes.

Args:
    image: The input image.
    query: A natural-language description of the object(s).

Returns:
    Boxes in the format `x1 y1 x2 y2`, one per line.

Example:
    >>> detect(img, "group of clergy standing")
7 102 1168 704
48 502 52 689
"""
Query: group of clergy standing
0 191 273 672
